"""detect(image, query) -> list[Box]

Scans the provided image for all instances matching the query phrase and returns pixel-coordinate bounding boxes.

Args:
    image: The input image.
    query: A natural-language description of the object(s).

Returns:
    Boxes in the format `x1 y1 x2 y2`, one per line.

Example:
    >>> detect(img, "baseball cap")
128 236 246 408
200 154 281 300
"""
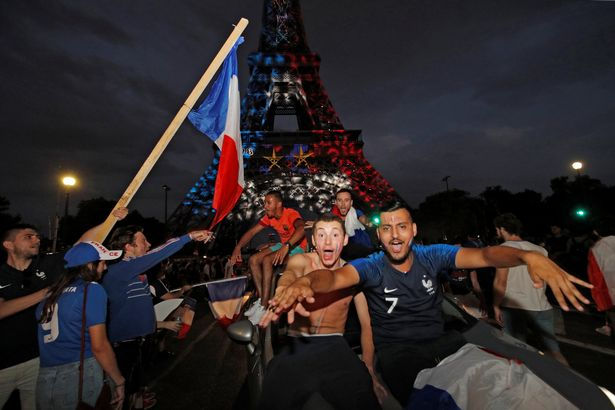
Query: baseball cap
64 241 123 268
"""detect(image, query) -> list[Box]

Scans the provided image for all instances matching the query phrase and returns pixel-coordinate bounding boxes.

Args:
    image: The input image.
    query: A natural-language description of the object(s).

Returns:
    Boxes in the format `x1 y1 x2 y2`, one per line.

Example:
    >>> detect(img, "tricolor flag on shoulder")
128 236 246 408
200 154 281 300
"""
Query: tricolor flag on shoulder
205 276 248 328
410 344 577 409
188 37 244 228
588 236 615 311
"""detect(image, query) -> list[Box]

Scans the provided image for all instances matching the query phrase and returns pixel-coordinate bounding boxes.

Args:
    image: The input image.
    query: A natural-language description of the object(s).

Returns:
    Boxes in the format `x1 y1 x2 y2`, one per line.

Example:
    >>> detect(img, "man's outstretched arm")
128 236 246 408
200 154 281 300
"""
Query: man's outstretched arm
230 224 265 265
269 264 361 316
456 246 592 311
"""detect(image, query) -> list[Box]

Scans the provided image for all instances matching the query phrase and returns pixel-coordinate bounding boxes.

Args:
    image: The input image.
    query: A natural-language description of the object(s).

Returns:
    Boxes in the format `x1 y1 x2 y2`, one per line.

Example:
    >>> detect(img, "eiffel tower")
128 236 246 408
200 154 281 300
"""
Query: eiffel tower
169 0 403 247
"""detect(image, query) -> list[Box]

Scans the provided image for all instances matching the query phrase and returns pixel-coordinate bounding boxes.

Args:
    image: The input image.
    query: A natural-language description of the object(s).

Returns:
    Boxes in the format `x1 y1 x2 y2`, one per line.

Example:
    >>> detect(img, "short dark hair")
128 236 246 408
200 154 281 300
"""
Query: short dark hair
335 189 353 199
2 223 39 243
380 200 413 220
313 213 345 235
265 190 283 203
494 213 522 236
108 225 143 250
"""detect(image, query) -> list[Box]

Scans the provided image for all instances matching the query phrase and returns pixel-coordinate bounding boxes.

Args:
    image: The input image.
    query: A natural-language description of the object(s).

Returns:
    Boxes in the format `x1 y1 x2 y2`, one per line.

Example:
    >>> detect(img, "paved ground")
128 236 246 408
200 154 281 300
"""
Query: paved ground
147 301 615 410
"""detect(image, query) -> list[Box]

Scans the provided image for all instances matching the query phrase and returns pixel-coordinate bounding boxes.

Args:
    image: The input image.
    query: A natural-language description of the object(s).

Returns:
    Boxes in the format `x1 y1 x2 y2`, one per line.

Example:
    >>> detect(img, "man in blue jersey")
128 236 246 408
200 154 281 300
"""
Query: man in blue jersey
262 201 593 405
94 213 212 409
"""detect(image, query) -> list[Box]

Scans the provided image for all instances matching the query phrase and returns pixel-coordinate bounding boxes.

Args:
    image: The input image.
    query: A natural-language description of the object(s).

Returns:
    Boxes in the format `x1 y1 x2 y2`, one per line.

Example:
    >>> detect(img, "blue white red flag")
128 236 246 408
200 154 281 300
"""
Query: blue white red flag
188 37 244 227
409 344 576 409
205 277 248 328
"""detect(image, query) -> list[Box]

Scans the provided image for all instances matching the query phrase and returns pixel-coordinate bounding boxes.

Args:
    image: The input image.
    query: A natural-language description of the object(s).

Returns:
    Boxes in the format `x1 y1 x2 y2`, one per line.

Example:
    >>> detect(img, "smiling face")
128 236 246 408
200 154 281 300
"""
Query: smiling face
125 231 151 258
377 208 417 265
312 220 348 268
335 191 353 217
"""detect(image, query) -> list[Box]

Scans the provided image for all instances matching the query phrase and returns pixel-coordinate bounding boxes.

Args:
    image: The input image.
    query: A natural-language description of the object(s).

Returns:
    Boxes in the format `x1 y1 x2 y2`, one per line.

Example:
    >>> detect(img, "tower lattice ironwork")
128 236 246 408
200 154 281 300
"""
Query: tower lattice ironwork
169 0 403 249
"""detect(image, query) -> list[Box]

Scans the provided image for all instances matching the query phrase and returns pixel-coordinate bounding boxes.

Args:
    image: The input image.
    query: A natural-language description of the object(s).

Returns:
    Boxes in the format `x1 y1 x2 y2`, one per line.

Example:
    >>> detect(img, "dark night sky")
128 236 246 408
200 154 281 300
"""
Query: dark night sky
1 0 614 231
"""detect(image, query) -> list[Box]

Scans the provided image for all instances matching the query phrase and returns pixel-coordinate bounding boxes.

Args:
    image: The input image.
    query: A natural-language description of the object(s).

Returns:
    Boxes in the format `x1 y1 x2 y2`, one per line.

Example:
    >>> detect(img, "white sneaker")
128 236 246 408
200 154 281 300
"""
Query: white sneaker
247 304 266 325
596 325 612 337
244 298 261 317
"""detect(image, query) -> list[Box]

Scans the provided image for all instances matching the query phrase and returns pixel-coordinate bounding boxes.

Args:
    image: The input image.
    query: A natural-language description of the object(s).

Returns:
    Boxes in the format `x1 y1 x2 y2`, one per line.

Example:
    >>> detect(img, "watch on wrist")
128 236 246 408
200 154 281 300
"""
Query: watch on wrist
284 241 292 249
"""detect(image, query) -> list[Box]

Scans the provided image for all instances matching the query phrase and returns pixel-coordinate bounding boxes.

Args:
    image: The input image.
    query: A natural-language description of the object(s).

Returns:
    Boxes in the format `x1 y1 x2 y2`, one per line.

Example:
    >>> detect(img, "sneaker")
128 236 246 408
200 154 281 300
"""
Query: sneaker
244 298 261 317
596 324 612 337
247 304 266 325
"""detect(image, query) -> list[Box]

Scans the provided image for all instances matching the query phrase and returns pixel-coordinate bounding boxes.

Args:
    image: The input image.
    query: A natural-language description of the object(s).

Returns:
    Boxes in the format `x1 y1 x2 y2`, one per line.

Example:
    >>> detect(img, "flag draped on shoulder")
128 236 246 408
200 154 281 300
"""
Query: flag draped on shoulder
588 236 615 311
205 277 248 328
188 37 245 228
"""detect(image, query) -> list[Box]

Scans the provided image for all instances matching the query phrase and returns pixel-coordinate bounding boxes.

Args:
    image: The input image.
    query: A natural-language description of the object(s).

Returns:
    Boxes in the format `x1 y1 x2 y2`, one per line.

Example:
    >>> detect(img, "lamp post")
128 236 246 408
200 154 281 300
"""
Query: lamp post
62 176 77 217
162 184 170 225
442 176 451 192
571 161 583 177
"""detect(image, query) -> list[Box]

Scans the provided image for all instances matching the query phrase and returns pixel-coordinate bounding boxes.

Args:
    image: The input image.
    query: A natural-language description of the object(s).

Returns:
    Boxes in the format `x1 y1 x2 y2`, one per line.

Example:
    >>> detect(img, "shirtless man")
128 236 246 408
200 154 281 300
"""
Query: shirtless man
257 213 382 410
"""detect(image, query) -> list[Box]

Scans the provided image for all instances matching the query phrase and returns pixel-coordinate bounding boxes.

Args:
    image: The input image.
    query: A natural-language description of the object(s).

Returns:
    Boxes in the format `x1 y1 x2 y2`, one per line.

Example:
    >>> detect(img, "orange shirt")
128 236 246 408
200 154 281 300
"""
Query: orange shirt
259 208 307 250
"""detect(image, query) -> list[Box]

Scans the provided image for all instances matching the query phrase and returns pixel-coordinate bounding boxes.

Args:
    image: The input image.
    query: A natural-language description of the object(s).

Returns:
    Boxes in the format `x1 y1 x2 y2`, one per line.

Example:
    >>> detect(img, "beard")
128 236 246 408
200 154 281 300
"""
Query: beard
382 241 412 265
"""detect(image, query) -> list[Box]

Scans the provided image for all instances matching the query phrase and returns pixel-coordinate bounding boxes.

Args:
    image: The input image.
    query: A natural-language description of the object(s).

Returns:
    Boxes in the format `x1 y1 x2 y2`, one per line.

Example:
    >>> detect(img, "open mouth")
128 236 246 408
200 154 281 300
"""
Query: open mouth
389 241 404 253
322 249 335 260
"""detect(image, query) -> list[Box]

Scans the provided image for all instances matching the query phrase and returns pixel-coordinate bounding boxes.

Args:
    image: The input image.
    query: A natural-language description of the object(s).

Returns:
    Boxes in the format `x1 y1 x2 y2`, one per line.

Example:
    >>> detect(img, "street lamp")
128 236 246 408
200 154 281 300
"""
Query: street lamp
571 161 583 176
62 175 77 217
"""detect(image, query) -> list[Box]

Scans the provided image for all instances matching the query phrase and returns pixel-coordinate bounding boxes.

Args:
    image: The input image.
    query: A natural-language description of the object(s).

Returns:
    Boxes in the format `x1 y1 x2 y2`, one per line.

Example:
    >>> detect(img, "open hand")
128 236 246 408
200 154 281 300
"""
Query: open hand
524 252 592 312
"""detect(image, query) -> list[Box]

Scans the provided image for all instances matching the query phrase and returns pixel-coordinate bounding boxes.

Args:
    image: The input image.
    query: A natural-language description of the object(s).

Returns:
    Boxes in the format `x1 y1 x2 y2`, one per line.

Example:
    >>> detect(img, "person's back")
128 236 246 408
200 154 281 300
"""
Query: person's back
500 240 551 311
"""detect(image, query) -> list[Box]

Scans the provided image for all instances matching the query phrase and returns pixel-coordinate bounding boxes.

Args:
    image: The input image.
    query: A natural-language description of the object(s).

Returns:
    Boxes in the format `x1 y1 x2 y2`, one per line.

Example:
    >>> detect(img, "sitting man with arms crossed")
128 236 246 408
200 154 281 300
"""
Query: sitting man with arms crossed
258 213 383 410
230 190 307 323
262 201 593 406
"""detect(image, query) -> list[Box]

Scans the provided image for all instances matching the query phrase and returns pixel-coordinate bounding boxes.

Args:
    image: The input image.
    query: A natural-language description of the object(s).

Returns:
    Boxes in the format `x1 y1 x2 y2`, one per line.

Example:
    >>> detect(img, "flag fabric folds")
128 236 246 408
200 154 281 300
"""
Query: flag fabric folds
410 343 576 409
205 276 248 328
188 37 245 227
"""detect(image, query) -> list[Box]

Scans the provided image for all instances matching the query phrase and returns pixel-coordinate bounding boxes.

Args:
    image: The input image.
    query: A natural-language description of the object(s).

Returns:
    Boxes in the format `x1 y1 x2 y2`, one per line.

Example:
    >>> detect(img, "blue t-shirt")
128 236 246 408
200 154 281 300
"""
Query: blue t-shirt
36 279 107 367
102 235 191 342
350 245 459 347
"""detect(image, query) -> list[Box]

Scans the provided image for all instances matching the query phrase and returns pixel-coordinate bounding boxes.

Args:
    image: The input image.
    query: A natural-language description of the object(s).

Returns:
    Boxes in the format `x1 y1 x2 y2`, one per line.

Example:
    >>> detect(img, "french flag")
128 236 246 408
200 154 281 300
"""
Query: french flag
188 37 244 227
205 277 248 328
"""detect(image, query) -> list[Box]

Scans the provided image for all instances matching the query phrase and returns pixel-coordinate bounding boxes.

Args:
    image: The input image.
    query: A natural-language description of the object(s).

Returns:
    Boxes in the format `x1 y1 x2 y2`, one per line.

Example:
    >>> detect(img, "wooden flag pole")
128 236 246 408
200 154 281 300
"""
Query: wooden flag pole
93 18 249 243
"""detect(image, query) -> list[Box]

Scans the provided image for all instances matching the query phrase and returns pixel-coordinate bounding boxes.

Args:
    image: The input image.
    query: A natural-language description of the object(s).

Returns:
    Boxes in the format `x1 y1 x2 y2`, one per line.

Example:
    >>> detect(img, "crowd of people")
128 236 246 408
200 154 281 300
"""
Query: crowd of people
2 186 612 409
1 210 212 409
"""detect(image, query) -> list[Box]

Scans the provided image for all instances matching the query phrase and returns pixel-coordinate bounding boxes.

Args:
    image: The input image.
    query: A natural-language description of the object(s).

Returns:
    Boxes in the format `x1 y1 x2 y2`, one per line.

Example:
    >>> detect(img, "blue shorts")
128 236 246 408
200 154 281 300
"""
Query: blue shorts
270 242 304 256
502 307 560 353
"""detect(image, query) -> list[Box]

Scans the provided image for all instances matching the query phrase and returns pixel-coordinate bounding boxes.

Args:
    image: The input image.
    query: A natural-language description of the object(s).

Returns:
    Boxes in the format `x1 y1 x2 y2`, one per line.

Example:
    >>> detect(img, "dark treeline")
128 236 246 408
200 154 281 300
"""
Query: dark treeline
2 174 614 253
411 175 615 244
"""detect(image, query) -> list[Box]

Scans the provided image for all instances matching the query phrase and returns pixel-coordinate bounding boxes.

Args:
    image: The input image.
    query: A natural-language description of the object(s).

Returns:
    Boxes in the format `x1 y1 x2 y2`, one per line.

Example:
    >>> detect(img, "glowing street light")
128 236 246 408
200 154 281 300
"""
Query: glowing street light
62 176 77 187
571 161 583 176
61 175 78 217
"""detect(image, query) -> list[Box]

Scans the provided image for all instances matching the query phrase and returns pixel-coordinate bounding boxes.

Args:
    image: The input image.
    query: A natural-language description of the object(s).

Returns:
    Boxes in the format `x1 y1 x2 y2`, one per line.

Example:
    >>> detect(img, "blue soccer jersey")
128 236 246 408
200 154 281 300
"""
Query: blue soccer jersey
350 245 459 347
36 279 107 367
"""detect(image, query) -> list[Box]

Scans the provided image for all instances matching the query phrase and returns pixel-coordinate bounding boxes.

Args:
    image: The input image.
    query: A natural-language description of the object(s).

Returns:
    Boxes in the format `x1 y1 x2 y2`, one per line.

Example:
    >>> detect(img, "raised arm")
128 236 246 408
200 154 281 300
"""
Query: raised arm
78 207 128 243
230 224 265 265
456 246 592 311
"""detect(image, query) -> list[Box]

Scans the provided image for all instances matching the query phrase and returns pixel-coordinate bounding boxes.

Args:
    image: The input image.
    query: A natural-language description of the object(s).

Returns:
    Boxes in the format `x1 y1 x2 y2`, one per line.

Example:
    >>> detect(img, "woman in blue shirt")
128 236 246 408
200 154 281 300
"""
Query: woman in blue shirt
36 241 125 410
